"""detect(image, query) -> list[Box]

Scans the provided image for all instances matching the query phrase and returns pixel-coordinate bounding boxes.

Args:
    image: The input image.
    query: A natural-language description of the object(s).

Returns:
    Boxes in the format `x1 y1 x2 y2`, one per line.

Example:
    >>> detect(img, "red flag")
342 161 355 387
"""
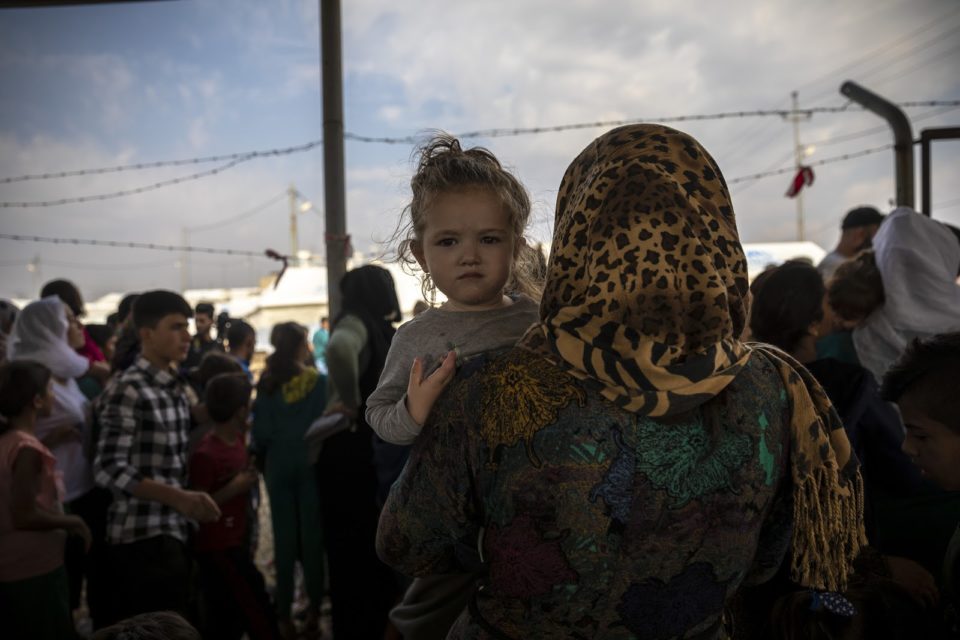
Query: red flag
785 166 815 198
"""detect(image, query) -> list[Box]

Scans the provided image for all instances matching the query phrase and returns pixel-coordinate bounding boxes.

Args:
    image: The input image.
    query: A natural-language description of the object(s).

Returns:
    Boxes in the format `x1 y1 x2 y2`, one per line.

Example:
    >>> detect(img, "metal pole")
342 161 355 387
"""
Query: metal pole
791 91 805 241
321 0 347 319
840 81 914 208
919 127 960 217
288 183 299 258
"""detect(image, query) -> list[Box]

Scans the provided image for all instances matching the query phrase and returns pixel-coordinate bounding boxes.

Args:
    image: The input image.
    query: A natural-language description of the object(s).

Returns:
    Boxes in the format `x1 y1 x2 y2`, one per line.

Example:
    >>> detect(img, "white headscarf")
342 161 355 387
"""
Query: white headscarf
854 207 960 379
8 296 90 379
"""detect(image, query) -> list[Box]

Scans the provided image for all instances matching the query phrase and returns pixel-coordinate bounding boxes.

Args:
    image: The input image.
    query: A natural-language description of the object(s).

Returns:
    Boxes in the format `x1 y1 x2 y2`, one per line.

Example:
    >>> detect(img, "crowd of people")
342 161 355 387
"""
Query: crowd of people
0 125 959 640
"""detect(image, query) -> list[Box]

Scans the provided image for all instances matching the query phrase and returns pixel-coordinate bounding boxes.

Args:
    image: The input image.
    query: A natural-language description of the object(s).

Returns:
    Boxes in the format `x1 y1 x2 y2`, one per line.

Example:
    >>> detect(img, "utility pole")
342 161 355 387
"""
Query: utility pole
321 0 347 319
787 91 812 241
288 183 299 259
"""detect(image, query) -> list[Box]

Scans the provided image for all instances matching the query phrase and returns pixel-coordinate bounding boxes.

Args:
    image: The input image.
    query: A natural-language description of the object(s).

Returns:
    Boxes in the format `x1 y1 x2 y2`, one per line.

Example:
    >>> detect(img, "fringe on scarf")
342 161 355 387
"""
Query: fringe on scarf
789 447 867 591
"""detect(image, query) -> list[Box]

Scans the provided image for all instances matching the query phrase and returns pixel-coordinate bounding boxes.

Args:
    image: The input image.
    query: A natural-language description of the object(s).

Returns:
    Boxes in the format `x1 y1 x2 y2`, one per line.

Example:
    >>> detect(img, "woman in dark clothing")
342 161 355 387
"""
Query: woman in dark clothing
317 265 403 640
377 125 866 639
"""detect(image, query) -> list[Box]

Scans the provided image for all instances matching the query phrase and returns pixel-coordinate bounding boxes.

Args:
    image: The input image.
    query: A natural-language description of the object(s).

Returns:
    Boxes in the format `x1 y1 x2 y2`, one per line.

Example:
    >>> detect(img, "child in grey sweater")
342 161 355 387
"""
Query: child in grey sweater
366 132 544 640
366 133 543 447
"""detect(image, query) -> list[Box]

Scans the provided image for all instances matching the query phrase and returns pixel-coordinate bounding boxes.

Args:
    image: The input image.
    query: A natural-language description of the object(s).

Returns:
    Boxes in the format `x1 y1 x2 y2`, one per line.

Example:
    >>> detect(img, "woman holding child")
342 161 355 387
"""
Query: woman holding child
377 124 867 638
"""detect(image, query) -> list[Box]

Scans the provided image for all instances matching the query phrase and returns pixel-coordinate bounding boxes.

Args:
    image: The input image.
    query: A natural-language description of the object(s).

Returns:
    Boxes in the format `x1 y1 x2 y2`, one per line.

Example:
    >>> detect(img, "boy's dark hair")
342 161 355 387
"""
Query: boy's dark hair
226 319 255 350
826 250 885 322
205 373 252 423
91 611 201 640
85 324 114 351
193 351 243 389
881 332 960 433
195 302 215 317
0 361 52 431
749 261 825 354
118 293 140 324
40 278 85 317
133 290 193 330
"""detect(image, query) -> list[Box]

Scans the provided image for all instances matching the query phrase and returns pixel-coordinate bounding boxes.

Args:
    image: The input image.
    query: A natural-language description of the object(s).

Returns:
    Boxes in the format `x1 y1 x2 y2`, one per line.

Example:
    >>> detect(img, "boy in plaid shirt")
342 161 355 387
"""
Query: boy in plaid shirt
94 290 221 626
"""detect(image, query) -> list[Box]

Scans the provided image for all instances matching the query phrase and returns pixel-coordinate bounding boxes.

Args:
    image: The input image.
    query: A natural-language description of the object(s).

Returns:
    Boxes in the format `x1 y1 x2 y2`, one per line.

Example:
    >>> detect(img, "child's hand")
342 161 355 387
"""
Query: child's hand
406 351 457 426
45 425 81 448
176 490 222 523
67 515 92 552
234 469 259 491
324 402 357 419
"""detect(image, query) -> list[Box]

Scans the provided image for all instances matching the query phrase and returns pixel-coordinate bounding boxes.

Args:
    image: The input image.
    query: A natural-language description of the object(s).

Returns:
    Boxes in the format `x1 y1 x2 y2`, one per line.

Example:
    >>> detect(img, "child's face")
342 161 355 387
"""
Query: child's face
412 188 518 312
899 391 960 490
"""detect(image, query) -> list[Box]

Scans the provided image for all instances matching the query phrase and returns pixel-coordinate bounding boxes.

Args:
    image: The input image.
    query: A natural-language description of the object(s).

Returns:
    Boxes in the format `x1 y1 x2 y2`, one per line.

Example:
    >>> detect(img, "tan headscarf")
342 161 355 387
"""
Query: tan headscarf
521 124 865 591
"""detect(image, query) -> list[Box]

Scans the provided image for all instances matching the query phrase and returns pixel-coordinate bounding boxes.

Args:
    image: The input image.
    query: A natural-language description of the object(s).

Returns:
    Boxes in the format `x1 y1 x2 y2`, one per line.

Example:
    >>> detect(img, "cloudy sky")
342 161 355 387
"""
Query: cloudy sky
1 0 958 300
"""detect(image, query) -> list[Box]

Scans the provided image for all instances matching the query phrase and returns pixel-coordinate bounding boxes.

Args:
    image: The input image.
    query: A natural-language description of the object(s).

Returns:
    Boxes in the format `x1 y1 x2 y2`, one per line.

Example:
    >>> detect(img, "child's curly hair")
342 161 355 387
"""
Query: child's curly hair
395 132 543 303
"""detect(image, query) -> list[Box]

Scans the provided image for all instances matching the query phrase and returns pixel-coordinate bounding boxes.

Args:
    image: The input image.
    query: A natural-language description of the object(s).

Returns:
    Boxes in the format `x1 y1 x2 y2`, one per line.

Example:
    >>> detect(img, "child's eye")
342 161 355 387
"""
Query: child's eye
436 238 456 247
481 236 501 244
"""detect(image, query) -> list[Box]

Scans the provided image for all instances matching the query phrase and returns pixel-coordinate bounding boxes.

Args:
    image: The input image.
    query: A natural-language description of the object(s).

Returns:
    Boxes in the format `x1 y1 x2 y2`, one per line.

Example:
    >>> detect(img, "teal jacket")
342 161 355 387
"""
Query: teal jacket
252 369 327 460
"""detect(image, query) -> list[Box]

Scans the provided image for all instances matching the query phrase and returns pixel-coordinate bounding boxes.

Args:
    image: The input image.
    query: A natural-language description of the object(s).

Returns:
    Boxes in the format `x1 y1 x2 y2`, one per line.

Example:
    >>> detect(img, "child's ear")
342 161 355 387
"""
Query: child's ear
411 241 428 273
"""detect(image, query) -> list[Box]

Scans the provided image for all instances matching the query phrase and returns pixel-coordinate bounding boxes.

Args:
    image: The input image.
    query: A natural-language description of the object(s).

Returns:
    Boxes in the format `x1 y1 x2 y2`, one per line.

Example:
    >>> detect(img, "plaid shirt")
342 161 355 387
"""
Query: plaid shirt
94 356 191 544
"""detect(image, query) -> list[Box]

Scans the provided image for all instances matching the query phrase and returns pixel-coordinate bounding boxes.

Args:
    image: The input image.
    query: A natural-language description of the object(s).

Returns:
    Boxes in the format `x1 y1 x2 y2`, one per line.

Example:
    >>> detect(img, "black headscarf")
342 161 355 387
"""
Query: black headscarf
336 265 401 403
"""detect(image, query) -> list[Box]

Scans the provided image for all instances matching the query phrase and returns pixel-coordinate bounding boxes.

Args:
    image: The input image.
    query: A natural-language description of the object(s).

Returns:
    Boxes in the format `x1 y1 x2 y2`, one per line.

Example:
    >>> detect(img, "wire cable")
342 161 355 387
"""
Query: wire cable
727 143 894 186
186 191 287 233
0 155 254 208
0 140 323 185
2 100 955 193
0 233 273 258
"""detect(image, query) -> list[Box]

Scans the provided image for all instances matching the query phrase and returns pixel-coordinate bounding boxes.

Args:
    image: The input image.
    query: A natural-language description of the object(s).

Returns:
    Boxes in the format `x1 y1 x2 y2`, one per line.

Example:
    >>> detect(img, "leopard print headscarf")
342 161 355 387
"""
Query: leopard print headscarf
522 124 750 416
521 124 865 591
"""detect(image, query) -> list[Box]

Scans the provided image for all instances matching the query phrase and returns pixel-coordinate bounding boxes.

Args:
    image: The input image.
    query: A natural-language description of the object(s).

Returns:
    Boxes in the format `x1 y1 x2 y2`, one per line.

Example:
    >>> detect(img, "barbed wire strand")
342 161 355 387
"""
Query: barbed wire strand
727 143 894 185
0 155 255 208
1 140 323 185
2 101 956 188
1 140 904 259
345 101 960 145
0 233 274 258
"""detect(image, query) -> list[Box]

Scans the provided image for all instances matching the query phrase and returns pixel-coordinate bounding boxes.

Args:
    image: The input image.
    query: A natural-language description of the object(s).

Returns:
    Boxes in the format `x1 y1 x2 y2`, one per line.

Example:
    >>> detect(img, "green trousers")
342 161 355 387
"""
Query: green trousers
264 446 325 616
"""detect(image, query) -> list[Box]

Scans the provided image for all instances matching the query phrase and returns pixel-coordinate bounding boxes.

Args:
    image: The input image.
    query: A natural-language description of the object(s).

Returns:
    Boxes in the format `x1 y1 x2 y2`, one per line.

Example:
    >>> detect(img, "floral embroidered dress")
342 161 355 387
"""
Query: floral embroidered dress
377 125 863 639
378 348 794 639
